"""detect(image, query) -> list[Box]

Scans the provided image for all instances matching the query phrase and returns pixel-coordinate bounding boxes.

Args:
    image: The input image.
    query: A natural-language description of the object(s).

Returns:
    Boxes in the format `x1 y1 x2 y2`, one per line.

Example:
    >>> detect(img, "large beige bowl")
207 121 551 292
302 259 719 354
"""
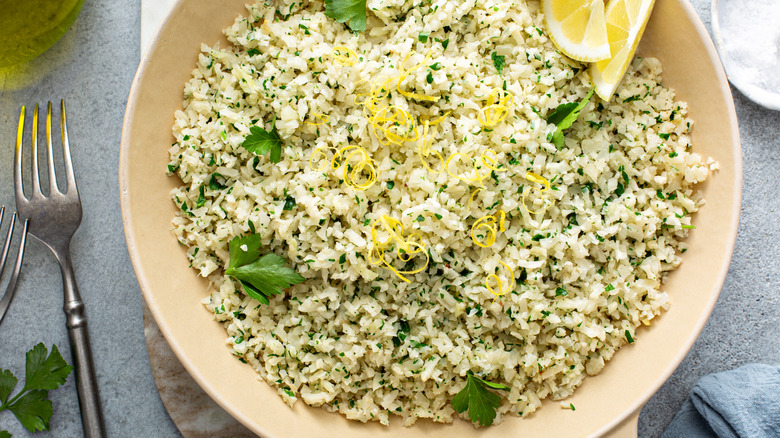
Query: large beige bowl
120 0 741 436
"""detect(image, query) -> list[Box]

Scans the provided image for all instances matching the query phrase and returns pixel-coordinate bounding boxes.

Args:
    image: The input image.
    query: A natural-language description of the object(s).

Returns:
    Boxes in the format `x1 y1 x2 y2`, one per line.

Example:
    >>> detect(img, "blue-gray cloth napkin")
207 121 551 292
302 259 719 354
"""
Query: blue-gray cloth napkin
661 363 780 438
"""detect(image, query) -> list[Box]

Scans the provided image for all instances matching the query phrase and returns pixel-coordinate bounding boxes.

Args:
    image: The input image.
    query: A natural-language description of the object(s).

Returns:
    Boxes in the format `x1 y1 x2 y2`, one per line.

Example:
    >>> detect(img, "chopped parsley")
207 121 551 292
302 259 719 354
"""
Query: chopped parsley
208 173 226 190
491 52 505 75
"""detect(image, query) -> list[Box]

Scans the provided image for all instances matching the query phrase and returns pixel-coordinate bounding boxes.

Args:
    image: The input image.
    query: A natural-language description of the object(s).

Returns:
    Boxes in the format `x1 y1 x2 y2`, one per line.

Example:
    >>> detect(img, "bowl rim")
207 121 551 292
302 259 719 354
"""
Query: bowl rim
119 0 742 436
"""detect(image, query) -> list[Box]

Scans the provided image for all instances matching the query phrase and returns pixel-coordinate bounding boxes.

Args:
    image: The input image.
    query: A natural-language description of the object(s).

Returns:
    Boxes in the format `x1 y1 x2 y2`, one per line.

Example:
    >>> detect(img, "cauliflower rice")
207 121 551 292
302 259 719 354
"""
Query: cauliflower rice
167 0 716 426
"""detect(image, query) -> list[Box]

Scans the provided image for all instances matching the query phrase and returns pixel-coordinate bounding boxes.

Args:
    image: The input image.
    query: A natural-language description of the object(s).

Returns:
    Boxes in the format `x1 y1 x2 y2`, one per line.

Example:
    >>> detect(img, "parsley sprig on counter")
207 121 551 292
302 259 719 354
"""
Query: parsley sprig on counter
325 0 368 32
546 88 594 149
241 122 284 163
226 234 305 305
0 344 72 435
450 373 510 426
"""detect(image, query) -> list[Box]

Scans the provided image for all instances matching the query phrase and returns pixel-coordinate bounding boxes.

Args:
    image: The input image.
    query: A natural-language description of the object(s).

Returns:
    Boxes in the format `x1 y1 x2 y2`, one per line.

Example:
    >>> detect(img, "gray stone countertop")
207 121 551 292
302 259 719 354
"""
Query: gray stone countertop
0 0 777 437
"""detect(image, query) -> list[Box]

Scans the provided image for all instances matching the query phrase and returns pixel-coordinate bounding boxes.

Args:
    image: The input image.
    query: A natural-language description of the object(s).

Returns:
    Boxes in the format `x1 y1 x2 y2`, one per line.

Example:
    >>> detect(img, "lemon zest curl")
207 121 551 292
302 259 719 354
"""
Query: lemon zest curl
522 172 553 214
309 146 338 173
486 261 515 302
308 145 377 190
305 112 330 126
369 216 430 282
331 46 358 66
445 150 506 187
417 114 450 174
397 51 439 102
332 146 377 190
478 88 514 127
370 105 419 146
471 209 506 248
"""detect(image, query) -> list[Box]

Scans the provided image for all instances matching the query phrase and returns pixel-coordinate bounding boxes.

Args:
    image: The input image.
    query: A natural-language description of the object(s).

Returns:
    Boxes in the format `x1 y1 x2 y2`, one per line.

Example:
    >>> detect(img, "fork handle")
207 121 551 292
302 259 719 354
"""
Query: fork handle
61 258 107 438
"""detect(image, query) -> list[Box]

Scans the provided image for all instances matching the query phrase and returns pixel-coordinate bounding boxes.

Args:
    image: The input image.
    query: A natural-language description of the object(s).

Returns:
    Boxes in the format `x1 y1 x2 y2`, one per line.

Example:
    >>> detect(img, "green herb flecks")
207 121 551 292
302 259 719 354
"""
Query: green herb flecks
241 122 284 163
491 52 505 75
283 196 296 211
225 234 304 305
546 88 594 150
209 173 226 190
324 0 368 32
0 344 72 433
451 373 510 426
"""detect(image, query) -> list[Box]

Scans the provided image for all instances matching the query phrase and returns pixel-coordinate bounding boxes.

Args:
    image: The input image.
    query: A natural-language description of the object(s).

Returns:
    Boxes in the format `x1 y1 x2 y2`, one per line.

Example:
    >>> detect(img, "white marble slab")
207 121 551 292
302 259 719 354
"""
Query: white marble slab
141 0 174 54
142 303 253 437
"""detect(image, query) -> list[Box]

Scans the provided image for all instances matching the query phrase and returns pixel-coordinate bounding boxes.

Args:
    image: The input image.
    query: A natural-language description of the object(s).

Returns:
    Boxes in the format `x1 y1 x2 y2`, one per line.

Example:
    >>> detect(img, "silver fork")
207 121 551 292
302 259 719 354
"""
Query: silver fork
15 102 106 438
0 207 29 326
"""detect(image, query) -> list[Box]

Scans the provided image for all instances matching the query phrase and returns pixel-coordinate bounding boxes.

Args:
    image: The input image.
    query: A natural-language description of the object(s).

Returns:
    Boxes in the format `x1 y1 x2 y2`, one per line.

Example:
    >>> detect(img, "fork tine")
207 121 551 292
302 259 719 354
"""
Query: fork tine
0 215 29 327
14 107 26 202
0 209 16 278
32 104 43 197
46 101 61 195
60 100 78 195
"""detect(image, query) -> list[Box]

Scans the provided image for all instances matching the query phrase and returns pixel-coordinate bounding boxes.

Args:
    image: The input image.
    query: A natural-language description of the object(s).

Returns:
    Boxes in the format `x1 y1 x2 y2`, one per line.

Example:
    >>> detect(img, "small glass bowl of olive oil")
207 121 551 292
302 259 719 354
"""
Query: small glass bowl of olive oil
0 0 86 68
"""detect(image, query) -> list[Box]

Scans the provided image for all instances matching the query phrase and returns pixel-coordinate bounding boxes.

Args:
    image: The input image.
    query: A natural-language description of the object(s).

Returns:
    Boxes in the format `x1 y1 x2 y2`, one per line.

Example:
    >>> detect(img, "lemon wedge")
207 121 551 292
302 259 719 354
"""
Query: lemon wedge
589 0 656 100
543 0 610 62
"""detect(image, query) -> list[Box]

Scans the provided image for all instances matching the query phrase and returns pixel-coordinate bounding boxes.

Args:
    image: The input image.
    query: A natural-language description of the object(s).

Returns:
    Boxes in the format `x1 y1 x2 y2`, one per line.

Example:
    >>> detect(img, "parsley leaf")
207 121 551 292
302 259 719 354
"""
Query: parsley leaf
0 344 72 433
241 123 284 163
491 52 505 75
8 390 51 432
227 234 264 270
324 0 368 32
0 370 17 404
546 88 594 149
225 235 304 304
239 280 270 305
23 344 72 392
451 373 509 426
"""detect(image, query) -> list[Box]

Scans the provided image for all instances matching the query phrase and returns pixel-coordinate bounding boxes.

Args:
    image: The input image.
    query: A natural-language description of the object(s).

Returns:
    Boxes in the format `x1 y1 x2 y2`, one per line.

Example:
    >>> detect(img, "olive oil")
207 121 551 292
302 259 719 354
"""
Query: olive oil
0 0 85 68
